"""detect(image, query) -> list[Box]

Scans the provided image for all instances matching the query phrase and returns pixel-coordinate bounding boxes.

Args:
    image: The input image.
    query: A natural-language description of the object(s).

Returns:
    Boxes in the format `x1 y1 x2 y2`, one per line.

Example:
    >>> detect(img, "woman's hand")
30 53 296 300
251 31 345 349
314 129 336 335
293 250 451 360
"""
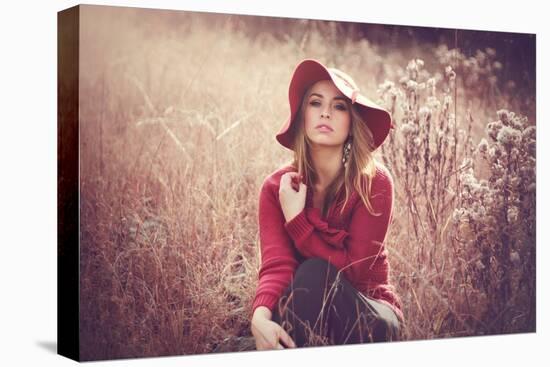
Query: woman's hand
279 172 307 223
251 312 297 350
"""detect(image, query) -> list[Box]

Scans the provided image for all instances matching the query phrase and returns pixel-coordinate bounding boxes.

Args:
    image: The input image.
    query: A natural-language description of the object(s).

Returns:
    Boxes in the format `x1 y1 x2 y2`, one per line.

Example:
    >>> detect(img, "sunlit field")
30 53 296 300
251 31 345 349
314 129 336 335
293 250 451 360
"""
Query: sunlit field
76 5 536 360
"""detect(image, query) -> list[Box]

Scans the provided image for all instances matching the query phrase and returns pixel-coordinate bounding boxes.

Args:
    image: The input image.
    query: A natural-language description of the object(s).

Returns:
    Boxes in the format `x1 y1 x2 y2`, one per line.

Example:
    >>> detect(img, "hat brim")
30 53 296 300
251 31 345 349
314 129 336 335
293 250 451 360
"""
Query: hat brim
276 59 392 150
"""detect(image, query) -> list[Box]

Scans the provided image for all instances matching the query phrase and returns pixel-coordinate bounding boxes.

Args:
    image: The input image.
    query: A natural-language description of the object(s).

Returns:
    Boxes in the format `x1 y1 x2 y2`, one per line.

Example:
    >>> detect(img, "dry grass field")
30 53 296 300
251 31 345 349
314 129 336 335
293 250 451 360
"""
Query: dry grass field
76 5 536 360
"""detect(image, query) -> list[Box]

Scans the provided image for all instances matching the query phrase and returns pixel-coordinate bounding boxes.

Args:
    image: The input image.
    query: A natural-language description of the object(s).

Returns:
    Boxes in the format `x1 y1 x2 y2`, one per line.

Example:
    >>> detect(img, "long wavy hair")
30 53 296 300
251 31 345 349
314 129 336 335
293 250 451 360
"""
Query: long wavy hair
287 82 382 218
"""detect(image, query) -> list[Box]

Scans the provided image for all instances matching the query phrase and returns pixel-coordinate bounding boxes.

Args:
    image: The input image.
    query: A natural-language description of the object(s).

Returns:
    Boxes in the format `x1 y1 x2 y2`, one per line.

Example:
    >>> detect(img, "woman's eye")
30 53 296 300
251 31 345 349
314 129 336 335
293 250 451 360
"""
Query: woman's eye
309 100 321 107
335 104 347 111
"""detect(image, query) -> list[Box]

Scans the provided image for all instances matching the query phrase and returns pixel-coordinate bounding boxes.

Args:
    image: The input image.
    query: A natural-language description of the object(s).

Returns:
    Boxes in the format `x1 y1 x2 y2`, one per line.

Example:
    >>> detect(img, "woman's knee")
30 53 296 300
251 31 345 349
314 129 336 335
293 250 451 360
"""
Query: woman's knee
372 313 400 342
293 257 339 289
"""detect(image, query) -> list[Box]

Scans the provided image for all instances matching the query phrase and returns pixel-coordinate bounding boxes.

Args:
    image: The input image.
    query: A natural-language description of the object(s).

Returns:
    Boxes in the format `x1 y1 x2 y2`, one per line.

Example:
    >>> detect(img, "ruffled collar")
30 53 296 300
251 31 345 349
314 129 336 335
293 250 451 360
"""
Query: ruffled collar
303 181 357 249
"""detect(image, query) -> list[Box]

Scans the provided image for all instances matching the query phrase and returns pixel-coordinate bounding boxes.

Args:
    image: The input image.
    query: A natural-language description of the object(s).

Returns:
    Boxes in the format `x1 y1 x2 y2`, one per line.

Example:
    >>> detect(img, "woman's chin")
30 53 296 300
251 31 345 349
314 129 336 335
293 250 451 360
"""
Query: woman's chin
308 139 345 149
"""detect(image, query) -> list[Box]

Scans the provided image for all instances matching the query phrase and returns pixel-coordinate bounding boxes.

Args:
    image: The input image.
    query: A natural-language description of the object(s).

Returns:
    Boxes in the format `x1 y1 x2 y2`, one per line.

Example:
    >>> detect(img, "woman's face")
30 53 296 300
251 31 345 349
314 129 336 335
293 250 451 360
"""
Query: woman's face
303 79 351 148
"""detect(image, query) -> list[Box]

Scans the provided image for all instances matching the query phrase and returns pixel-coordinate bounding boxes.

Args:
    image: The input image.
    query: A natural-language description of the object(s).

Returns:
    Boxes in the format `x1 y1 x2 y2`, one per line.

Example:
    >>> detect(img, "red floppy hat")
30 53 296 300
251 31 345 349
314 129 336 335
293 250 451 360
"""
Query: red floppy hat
276 59 394 150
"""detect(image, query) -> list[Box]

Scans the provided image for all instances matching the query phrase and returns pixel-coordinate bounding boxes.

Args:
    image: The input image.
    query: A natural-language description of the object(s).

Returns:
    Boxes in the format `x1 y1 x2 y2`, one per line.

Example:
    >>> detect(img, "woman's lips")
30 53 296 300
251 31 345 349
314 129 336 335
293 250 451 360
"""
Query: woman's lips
315 124 334 132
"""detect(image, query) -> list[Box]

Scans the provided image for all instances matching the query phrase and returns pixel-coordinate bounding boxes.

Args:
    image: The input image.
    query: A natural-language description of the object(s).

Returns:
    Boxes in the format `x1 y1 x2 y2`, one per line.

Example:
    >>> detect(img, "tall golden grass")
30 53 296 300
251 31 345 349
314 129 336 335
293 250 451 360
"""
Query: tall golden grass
77 6 535 360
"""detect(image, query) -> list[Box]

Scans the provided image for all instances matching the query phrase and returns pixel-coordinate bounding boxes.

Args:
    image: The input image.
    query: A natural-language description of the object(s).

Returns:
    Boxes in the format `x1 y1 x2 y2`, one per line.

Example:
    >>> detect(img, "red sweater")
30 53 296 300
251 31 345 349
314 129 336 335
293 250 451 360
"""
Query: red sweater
252 163 404 323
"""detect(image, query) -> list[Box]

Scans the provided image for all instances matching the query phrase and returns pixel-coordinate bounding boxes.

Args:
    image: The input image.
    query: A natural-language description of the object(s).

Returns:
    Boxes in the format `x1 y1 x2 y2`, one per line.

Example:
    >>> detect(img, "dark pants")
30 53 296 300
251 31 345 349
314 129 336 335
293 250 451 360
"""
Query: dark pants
271 257 400 347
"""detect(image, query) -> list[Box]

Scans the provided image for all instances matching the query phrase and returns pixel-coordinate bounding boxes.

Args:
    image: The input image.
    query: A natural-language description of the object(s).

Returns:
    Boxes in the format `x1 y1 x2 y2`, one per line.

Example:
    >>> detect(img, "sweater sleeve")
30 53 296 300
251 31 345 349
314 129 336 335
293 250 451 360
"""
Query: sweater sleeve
251 178 301 317
283 171 399 312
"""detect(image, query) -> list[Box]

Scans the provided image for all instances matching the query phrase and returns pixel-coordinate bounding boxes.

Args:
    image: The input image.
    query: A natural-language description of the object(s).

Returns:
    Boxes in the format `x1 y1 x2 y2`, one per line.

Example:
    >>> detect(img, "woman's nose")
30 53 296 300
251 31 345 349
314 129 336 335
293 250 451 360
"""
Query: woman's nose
321 109 330 118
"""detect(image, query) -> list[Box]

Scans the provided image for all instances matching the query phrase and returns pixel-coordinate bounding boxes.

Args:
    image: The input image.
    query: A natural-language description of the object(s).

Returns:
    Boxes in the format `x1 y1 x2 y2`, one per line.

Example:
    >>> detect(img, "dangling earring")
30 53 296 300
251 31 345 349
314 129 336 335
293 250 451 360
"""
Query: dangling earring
342 135 352 165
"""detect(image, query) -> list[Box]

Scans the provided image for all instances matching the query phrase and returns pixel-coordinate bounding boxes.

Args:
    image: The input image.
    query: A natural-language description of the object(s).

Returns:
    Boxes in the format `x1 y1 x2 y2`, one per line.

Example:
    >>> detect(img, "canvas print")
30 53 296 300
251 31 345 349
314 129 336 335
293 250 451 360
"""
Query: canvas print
57 4 536 362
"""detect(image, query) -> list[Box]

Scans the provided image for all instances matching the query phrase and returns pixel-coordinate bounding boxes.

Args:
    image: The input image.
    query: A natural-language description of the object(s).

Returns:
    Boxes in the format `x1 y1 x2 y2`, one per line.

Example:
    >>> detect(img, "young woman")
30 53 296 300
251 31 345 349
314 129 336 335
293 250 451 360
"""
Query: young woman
250 59 403 350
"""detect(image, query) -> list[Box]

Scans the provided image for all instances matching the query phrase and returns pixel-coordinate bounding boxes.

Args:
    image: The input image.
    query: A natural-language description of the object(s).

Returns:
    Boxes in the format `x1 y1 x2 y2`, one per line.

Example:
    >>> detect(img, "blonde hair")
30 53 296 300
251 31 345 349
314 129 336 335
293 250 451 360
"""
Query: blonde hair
287 82 382 218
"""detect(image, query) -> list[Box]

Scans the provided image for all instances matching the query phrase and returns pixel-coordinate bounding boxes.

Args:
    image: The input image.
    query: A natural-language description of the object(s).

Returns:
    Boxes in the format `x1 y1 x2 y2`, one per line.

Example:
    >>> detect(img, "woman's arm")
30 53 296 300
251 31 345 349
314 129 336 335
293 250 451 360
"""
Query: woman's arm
251 177 302 317
250 178 300 350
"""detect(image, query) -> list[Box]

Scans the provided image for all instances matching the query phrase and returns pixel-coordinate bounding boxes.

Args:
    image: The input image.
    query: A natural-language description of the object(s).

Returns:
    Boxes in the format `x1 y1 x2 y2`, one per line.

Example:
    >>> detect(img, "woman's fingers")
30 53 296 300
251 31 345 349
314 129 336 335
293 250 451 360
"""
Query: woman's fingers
289 172 303 184
280 173 292 189
278 328 297 348
256 335 282 351
281 172 303 192
255 325 295 350
281 172 303 183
